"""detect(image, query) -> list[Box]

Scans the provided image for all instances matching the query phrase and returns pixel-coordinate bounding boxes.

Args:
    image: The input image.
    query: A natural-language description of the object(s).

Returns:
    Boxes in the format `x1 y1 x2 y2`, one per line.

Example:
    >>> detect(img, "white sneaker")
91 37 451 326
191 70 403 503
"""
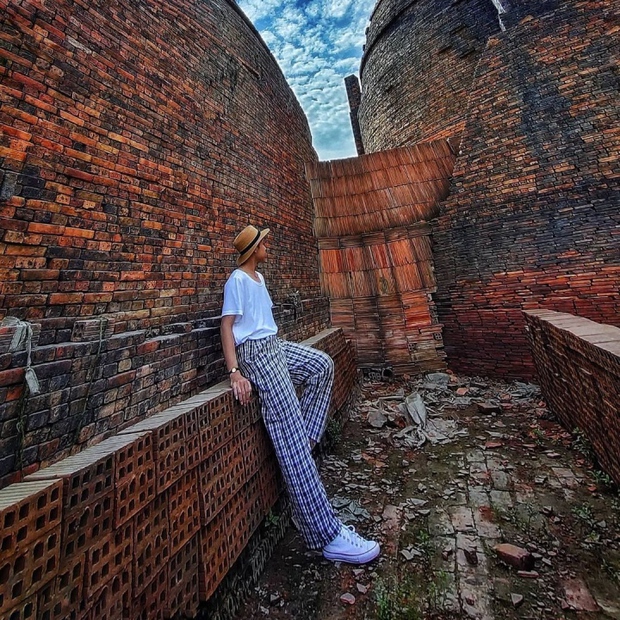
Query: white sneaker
322 524 380 564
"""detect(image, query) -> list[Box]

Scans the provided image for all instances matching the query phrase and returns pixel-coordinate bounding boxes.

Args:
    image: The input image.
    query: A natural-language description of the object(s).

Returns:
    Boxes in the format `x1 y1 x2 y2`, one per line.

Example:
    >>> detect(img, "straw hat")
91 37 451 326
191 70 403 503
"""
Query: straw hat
234 225 270 265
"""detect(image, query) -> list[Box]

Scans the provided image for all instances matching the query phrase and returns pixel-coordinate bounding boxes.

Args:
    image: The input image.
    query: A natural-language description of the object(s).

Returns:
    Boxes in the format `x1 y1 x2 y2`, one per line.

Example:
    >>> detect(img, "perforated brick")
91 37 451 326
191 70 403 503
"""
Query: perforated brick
197 385 234 459
0 525 61 615
84 566 132 620
37 555 84 620
245 471 265 537
25 443 114 507
112 432 156 526
258 458 283 514
115 465 156 528
225 489 251 565
0 480 62 557
198 509 229 601
24 444 116 562
198 436 244 524
4 595 37 620
168 533 200 619
85 520 132 598
120 409 187 493
184 408 203 471
60 491 113 562
135 566 168 620
239 423 274 480
168 471 200 556
232 394 261 436
133 495 170 596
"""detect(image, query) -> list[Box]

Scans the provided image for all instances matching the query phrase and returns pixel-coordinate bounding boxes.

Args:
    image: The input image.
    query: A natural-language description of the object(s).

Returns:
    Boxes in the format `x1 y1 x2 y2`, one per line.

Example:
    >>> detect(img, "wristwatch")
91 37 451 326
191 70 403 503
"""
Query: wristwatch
229 367 239 375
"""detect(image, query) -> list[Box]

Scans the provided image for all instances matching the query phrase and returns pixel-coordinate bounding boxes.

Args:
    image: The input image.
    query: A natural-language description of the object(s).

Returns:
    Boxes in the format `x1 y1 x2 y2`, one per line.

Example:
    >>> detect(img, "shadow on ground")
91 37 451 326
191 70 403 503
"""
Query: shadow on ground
233 374 620 620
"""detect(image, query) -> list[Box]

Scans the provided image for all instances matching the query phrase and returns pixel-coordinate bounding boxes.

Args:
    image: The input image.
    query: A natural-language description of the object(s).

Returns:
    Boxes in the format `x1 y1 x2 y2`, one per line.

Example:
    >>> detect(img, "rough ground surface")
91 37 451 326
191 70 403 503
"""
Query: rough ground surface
232 374 620 620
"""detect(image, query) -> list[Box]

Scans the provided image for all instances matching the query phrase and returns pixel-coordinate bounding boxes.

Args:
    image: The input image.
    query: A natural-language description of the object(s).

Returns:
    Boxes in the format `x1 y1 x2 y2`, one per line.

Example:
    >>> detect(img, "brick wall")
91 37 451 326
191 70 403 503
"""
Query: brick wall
433 0 620 378
307 142 456 375
524 310 620 485
0 0 329 486
357 0 501 152
0 328 358 620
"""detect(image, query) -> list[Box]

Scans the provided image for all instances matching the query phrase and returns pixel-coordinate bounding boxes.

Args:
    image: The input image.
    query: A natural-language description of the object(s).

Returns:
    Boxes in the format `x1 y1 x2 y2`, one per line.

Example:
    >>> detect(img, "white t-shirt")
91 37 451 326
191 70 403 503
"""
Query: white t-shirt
222 269 278 346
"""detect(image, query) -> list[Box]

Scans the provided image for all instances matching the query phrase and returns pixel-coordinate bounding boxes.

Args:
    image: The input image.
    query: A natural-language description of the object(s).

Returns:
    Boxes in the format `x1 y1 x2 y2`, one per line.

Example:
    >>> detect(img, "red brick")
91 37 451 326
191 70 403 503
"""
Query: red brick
36 554 84 620
133 494 169 597
167 471 200 556
120 408 187 493
199 510 229 601
198 436 244 524
168 533 200 619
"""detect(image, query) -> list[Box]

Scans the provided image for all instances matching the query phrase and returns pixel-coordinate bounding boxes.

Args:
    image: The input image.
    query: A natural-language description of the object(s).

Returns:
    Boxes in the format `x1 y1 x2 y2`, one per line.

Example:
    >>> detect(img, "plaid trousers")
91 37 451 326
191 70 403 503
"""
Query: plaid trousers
236 336 341 549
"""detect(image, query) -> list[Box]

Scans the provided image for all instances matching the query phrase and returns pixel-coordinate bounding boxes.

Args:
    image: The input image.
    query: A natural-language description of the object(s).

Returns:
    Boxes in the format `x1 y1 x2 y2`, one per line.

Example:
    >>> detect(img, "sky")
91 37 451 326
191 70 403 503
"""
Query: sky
237 0 377 161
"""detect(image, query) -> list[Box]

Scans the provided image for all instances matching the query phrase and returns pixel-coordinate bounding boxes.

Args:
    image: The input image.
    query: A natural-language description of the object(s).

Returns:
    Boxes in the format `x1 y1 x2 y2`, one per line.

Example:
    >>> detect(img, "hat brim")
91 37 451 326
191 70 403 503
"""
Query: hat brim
237 228 270 265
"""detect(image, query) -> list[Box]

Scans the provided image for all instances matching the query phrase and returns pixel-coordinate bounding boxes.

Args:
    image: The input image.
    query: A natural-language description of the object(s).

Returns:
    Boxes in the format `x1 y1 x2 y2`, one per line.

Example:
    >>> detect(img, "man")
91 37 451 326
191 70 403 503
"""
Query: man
220 225 380 564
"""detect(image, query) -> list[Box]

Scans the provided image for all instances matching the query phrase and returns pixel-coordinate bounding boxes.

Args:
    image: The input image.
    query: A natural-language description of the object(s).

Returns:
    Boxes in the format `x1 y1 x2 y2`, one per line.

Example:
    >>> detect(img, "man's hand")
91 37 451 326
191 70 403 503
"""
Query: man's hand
230 371 252 405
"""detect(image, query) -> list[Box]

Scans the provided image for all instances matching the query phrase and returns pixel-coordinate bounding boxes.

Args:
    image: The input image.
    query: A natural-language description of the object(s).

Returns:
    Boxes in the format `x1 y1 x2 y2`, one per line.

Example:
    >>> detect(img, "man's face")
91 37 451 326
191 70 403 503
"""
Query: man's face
255 240 268 263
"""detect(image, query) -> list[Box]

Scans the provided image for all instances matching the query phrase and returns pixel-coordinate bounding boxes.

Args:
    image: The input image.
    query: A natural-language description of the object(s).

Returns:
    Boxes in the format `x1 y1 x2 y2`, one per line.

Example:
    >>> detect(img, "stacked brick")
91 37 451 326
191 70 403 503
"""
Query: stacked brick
0 0 330 485
307 142 455 375
0 328 357 619
432 0 620 378
0 294 329 488
524 310 620 485
357 0 501 152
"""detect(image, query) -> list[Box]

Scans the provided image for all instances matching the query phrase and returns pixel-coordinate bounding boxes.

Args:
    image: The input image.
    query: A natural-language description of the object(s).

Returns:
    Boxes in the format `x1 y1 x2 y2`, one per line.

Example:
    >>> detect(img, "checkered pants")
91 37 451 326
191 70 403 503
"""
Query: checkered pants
237 336 341 549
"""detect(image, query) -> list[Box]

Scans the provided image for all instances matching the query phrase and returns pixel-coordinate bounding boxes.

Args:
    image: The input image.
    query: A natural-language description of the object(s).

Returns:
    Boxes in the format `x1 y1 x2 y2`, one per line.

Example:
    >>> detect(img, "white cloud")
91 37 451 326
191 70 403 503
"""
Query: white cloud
238 0 375 160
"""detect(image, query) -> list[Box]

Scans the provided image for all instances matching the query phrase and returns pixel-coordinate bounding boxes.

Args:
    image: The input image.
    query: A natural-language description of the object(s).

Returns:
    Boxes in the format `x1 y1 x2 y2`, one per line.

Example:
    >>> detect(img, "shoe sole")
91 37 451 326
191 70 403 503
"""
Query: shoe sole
323 543 380 564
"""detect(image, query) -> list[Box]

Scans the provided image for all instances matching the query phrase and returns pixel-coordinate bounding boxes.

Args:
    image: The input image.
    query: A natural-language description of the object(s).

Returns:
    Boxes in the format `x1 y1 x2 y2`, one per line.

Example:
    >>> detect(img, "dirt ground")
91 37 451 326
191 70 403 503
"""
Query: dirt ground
232 373 620 620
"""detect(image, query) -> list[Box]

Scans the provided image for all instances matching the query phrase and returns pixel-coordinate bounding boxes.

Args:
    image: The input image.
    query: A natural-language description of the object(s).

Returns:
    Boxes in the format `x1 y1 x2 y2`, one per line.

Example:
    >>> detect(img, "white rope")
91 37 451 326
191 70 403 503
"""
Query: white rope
6 317 40 395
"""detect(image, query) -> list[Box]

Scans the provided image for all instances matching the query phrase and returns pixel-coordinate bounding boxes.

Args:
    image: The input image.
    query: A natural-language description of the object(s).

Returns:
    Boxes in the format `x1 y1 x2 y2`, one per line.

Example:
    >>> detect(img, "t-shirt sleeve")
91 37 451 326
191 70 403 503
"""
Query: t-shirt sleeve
222 274 244 317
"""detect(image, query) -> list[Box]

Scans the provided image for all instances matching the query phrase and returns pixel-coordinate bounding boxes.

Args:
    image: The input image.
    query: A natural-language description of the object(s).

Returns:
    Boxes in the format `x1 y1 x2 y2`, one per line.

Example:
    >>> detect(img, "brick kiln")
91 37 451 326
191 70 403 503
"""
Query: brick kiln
0 0 358 617
347 0 619 378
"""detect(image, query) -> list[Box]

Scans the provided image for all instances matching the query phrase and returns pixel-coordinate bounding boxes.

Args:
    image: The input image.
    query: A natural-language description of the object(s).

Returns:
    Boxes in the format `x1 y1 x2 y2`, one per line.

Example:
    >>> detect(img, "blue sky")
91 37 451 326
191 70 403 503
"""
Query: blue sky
237 0 376 161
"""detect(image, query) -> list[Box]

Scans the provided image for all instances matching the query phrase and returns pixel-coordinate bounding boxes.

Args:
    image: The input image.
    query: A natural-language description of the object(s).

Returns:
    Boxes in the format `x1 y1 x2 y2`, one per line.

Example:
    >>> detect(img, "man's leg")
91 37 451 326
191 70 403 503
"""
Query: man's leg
238 338 340 549
281 340 334 445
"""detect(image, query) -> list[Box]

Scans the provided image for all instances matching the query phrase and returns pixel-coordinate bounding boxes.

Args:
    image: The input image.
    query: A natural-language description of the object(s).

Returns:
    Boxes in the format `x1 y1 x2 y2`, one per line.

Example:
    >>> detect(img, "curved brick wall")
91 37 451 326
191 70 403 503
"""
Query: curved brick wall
0 0 318 322
0 0 327 485
433 0 620 378
357 0 501 152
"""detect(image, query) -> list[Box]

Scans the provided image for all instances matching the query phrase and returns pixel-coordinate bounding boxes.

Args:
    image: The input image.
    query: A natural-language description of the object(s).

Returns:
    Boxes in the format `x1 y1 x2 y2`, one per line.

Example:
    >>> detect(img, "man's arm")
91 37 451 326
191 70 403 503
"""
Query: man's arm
220 315 253 405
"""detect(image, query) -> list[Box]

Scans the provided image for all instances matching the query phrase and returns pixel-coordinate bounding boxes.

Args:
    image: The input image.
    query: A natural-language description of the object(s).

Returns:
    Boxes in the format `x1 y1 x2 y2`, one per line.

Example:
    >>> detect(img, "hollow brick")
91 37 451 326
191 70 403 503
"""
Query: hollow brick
167 470 201 557
198 509 229 603
168 533 200 619
133 494 170 598
198 435 244 526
